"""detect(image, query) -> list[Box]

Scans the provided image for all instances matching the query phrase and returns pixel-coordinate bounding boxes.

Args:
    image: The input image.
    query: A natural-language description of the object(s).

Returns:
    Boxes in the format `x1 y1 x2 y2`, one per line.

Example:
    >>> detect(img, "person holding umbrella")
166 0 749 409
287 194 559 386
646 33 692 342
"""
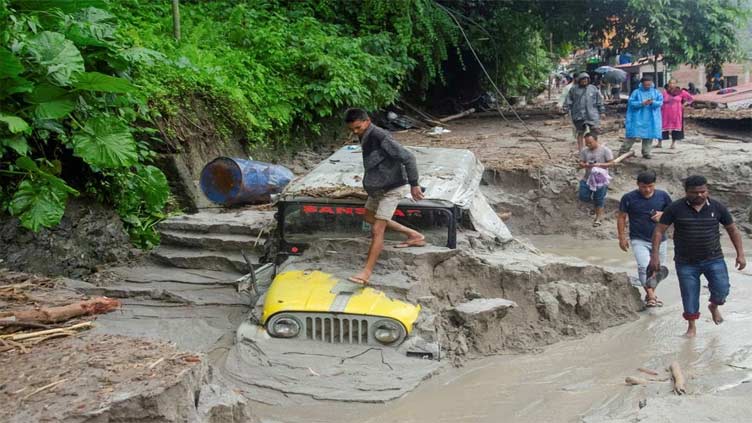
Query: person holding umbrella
563 72 605 152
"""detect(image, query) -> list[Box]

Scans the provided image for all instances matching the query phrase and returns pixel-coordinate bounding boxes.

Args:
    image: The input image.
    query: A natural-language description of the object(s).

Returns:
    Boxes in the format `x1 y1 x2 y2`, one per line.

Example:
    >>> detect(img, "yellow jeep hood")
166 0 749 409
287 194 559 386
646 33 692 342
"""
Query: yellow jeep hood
261 270 420 333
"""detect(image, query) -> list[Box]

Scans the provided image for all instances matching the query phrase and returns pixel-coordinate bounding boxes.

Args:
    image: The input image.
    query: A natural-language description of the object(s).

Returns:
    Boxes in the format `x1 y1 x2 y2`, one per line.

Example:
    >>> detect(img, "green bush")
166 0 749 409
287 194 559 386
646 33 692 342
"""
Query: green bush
115 0 456 147
0 0 169 248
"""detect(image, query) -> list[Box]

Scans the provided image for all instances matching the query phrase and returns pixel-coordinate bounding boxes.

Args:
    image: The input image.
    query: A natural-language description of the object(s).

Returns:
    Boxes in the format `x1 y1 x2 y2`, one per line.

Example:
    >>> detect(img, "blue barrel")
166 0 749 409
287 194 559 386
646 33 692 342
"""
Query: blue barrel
200 157 294 206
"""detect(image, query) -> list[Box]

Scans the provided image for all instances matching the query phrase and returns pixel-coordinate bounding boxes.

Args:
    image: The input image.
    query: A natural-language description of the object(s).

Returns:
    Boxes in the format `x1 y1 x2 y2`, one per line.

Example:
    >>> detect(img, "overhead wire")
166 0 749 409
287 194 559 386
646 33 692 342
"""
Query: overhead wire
434 2 552 159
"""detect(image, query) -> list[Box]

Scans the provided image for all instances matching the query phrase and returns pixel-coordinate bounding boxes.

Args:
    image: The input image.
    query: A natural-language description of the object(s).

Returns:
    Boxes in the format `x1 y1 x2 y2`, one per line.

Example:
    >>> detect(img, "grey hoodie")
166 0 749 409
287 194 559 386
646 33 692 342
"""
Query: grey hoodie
563 73 605 126
359 124 419 195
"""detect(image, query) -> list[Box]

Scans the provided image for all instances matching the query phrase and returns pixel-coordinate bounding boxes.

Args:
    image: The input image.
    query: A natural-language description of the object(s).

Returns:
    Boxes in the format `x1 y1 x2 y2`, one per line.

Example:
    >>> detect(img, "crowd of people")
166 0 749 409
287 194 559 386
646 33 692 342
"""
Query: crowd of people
562 73 747 338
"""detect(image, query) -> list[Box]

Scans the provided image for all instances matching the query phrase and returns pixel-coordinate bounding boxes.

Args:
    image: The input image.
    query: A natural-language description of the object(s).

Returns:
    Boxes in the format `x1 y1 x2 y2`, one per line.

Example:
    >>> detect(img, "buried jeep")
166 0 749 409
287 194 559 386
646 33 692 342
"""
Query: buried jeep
235 145 513 359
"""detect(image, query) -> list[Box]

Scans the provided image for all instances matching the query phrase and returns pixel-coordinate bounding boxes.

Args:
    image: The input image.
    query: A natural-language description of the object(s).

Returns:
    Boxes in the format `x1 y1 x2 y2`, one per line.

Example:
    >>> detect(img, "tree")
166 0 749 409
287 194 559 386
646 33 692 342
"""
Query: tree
590 0 750 72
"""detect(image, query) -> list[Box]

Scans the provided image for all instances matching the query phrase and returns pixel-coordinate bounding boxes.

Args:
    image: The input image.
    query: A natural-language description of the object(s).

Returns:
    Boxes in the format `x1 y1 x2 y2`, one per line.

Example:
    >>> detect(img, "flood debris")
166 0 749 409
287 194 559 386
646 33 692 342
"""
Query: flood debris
3 297 120 324
670 361 687 395
625 376 648 385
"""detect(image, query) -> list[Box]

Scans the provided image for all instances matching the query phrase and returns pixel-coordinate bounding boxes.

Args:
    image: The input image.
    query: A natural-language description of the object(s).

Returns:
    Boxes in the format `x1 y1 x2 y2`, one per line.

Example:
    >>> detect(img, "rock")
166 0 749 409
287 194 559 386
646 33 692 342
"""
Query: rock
0 199 134 278
198 383 258 423
535 290 560 320
451 298 517 324
151 246 255 273
158 211 275 236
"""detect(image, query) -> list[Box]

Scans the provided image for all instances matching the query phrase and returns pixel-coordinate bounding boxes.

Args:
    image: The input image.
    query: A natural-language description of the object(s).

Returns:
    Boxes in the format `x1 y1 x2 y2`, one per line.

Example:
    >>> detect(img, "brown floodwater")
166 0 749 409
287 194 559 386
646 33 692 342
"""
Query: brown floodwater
254 235 752 423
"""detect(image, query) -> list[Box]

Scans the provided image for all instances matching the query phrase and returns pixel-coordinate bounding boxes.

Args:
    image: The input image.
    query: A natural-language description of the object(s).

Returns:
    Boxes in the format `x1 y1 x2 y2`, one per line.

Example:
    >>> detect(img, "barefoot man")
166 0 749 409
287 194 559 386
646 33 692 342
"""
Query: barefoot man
649 175 746 337
344 108 425 285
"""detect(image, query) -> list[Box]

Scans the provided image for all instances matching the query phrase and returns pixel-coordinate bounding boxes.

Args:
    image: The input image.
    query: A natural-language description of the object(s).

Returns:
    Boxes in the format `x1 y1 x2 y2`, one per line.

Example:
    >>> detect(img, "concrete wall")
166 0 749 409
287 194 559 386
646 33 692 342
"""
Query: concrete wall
670 62 752 92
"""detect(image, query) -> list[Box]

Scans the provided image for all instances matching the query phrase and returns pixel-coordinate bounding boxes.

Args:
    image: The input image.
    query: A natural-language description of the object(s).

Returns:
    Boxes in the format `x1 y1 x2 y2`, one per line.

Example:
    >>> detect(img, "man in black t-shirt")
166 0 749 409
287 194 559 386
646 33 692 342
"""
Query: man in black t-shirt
649 175 746 338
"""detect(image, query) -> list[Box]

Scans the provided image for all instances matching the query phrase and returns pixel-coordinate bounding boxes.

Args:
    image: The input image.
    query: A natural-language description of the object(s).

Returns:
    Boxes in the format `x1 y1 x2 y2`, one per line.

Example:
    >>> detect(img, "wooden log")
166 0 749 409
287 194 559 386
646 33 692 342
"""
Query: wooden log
398 100 445 127
669 361 687 395
625 376 648 385
439 108 476 123
1 322 93 342
10 297 120 324
637 367 659 376
613 150 636 164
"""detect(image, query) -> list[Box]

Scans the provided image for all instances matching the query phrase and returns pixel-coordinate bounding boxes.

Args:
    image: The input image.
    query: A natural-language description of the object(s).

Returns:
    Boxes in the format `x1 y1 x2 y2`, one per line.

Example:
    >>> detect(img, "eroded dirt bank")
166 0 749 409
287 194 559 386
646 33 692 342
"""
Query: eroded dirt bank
396 114 752 239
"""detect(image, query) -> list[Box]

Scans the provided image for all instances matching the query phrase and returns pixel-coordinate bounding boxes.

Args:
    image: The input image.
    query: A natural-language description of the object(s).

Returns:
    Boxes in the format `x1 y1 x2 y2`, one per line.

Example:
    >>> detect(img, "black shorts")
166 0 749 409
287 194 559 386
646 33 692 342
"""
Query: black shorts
662 130 684 141
574 120 600 136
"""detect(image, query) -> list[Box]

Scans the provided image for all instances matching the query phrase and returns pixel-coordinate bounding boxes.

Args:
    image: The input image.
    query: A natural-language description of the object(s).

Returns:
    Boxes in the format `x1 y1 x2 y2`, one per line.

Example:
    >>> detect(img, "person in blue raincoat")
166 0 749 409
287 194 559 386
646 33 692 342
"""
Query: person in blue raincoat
618 76 663 159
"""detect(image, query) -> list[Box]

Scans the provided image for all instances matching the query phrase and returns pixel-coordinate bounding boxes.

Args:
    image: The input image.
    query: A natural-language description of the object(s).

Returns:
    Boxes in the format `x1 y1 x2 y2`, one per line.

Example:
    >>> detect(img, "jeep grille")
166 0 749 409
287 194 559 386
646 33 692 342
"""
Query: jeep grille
268 312 406 345
305 315 369 344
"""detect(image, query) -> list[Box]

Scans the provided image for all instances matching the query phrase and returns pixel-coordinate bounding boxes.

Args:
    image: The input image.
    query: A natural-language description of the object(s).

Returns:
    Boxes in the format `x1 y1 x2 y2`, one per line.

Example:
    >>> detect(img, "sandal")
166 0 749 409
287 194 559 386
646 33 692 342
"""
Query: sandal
646 298 657 307
592 220 602 227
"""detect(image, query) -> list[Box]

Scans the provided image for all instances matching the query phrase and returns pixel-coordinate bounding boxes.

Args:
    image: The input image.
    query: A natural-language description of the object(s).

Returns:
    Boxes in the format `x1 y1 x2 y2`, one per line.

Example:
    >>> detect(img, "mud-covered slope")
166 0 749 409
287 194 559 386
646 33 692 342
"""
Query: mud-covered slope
274 236 643 363
481 138 752 238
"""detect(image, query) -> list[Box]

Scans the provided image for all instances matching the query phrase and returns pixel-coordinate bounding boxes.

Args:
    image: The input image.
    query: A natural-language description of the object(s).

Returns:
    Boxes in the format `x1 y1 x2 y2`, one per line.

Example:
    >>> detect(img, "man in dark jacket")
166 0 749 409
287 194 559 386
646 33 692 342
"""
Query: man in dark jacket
344 108 425 285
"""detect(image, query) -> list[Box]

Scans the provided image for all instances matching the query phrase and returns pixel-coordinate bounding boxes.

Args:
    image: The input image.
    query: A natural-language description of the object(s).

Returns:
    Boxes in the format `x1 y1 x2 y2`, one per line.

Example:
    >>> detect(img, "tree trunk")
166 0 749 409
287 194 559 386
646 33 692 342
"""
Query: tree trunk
7 297 121 324
172 0 181 41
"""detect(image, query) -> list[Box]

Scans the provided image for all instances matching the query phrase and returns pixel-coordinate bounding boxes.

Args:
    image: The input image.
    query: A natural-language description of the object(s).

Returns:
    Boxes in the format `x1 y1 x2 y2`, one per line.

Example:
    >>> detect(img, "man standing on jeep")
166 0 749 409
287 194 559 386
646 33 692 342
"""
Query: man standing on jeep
344 108 425 285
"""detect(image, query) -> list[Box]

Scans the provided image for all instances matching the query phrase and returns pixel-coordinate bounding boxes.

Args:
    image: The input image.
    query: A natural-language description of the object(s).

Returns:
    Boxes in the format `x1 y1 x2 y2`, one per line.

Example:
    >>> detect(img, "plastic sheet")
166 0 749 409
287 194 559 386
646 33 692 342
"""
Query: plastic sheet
283 146 511 240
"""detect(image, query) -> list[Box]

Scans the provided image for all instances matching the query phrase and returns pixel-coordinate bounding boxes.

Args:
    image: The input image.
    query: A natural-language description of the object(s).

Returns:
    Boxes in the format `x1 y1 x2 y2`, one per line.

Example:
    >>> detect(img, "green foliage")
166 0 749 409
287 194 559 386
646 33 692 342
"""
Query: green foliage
586 0 749 69
8 156 78 232
114 0 457 146
0 0 168 247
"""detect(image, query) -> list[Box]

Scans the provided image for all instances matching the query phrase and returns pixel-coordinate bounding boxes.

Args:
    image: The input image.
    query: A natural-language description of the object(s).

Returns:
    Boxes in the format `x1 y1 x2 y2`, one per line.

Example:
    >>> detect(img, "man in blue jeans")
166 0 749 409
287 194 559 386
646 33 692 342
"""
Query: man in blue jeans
617 170 672 307
649 175 746 337
578 133 614 227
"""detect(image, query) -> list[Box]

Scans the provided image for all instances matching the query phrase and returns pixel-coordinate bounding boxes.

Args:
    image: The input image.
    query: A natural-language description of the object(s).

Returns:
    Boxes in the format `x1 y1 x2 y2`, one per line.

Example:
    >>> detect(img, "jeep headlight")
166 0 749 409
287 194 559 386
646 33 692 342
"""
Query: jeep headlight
373 320 403 344
268 315 301 338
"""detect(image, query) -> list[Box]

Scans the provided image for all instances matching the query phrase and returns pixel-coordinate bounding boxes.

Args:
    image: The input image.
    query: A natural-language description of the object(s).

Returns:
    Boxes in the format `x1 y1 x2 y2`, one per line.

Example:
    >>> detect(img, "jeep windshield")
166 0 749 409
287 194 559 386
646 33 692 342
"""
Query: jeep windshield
279 199 456 250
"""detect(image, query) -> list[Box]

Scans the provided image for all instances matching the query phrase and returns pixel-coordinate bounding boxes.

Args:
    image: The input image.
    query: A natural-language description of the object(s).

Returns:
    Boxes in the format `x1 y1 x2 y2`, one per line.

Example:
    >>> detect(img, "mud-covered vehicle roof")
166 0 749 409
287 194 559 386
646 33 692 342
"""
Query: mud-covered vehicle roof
279 145 512 243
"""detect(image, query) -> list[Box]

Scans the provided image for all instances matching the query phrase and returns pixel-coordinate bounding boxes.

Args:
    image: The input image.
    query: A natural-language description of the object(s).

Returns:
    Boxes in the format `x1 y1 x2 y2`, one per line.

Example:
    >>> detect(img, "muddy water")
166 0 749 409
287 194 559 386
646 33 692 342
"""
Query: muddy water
255 236 752 423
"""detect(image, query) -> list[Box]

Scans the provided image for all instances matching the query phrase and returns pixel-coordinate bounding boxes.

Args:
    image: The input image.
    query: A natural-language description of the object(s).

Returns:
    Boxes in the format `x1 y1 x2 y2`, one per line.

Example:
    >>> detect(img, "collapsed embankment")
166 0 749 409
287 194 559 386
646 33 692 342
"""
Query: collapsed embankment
480 136 752 238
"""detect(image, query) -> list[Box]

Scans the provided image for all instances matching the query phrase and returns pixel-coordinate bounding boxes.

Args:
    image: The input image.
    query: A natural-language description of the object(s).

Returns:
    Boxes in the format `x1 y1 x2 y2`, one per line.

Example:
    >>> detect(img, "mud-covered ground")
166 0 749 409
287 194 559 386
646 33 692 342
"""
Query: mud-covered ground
395 111 752 239
2 105 750 423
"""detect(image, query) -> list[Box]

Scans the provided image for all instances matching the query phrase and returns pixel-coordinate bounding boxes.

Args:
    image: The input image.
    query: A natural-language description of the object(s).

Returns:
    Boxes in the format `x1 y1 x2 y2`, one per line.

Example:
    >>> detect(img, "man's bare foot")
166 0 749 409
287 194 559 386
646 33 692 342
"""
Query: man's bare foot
684 321 697 338
708 303 724 325
347 271 371 285
395 234 426 248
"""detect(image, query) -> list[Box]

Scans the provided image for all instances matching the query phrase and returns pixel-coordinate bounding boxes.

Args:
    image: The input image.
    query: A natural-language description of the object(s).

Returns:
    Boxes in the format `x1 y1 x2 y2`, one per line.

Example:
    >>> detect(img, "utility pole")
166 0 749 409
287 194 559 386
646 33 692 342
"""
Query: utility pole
548 32 553 100
172 0 181 42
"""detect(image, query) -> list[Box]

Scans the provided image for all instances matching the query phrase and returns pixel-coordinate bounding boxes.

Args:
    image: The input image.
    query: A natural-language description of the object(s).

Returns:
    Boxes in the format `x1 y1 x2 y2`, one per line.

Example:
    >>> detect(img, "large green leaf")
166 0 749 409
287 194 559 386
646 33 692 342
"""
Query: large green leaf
26 83 76 119
0 76 34 99
66 8 116 47
15 156 39 172
71 117 138 168
0 136 30 156
137 165 169 213
0 48 24 78
25 31 85 86
0 114 30 134
9 177 77 232
73 72 134 93
119 47 166 66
